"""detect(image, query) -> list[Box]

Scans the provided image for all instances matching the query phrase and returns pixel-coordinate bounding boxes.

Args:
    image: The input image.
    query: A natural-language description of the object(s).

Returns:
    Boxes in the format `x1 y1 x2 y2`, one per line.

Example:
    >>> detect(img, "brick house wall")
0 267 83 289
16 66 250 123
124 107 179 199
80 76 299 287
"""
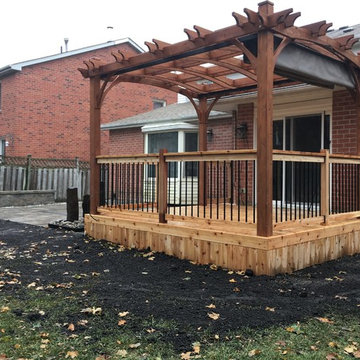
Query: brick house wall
108 128 144 155
0 42 176 161
332 90 357 154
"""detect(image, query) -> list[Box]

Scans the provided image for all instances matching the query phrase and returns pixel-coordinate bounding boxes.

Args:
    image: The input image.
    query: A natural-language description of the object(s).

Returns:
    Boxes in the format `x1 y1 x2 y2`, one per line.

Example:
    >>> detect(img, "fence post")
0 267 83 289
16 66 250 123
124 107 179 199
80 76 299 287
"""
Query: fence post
75 157 80 199
158 149 168 224
25 154 32 190
320 149 330 225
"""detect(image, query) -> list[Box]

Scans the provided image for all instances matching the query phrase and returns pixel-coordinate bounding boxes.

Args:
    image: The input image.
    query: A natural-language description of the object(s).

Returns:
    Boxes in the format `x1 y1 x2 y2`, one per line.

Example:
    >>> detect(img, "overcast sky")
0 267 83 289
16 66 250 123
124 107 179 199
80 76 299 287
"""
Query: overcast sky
0 0 359 67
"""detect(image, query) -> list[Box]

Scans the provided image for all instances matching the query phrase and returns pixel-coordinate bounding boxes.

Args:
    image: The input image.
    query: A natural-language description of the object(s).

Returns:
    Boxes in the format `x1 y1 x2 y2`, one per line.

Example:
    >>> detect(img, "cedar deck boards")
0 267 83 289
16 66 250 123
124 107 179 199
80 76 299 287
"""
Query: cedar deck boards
85 207 360 275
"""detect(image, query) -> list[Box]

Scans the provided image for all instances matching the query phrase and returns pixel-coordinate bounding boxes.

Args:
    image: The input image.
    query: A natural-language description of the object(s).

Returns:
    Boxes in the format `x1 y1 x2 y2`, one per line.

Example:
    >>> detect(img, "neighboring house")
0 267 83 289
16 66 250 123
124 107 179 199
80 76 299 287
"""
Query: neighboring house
0 39 176 161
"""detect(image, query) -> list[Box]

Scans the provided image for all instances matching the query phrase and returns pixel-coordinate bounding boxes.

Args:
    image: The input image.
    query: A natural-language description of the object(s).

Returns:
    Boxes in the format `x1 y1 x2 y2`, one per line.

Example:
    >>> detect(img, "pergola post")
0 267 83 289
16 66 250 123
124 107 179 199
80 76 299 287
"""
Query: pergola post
256 1 274 237
89 76 101 214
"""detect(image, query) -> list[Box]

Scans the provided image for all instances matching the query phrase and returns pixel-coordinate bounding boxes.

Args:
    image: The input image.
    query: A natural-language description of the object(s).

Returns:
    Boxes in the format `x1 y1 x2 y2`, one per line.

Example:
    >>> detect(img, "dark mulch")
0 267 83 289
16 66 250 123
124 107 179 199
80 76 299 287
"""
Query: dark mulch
1 218 360 351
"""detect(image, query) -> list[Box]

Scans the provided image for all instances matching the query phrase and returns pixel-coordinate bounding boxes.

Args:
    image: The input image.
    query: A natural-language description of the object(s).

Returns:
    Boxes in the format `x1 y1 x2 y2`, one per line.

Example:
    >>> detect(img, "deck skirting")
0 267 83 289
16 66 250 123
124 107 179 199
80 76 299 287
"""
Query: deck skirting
85 212 360 275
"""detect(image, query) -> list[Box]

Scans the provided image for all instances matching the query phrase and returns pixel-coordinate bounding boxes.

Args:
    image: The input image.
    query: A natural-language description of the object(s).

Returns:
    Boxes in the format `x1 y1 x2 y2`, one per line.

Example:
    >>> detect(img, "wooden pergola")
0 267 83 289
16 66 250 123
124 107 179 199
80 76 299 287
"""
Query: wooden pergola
79 1 360 237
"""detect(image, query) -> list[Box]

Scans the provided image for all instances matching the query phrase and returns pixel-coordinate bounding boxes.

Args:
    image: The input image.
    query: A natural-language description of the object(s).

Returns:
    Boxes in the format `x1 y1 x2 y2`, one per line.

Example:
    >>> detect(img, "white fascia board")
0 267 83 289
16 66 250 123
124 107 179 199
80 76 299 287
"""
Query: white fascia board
141 122 198 133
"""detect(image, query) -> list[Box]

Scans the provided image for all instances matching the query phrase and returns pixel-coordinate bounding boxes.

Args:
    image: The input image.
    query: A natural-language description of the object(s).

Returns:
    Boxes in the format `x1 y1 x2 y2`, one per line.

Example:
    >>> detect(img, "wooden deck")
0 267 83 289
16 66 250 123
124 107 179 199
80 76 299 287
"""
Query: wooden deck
85 207 360 275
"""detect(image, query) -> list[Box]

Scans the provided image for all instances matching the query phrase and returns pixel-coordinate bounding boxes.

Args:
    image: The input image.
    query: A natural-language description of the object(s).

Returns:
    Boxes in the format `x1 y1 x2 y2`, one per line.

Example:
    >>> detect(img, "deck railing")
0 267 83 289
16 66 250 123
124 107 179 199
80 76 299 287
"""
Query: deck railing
97 150 360 225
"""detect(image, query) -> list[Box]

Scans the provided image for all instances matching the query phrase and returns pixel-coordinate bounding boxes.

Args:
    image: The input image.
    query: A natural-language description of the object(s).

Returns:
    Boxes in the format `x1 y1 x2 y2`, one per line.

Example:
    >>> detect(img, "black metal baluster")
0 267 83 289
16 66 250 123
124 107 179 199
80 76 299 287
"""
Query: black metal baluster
185 162 188 216
217 161 220 220
179 161 182 216
290 162 293 220
245 160 248 223
203 161 207 218
230 161 234 221
191 161 194 217
237 161 240 222
197 162 200 218
168 163 171 214
253 160 256 224
210 161 213 219
223 161 226 220
274 161 278 223
174 162 177 215
280 161 283 222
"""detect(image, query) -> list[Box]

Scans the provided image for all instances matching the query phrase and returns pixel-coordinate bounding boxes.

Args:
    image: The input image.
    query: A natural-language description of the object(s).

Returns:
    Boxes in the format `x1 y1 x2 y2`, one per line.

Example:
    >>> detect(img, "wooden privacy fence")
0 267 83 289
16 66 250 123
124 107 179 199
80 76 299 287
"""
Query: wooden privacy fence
0 155 90 201
97 149 360 226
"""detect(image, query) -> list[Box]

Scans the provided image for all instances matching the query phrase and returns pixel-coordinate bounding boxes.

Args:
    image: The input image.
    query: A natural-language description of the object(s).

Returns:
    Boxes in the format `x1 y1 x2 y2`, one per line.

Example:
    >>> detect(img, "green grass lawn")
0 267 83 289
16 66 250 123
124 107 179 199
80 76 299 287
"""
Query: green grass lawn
1 286 359 359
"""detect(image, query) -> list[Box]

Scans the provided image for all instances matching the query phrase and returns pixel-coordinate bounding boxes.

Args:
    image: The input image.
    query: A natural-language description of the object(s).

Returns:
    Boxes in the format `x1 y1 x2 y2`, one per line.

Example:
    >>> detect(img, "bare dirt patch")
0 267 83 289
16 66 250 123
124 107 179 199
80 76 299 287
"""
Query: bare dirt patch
1 219 360 352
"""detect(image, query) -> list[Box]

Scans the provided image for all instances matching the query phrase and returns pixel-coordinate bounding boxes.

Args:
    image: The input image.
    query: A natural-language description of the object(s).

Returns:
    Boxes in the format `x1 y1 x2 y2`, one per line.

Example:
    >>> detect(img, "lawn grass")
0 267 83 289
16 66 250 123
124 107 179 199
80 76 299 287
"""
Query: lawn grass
0 286 359 359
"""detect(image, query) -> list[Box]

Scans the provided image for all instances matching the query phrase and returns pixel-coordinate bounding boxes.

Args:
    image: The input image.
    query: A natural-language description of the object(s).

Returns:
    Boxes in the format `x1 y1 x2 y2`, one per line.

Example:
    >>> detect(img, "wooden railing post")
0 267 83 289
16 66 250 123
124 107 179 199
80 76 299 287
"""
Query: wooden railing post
320 149 330 225
158 149 168 223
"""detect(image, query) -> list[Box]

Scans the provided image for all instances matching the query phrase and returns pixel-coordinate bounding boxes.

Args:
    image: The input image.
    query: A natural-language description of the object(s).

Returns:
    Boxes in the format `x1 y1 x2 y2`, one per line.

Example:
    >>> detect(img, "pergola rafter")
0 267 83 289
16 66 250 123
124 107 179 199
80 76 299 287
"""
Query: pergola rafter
80 0 360 237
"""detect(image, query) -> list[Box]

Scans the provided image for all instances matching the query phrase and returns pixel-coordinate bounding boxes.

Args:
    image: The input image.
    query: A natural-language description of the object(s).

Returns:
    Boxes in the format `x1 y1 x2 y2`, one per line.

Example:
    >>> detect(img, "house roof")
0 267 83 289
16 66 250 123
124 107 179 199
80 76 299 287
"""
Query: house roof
101 101 231 131
328 24 360 43
0 38 144 80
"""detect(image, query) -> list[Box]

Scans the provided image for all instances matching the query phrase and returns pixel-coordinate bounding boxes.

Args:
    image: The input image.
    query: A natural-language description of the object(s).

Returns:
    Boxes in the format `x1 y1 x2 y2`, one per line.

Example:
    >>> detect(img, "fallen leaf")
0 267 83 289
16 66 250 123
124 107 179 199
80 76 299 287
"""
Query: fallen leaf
326 353 338 360
68 323 75 332
41 339 50 344
27 282 36 288
344 345 357 354
285 323 303 334
205 304 216 309
310 345 318 351
40 332 49 338
265 306 275 312
146 328 156 333
147 257 155 261
207 312 220 320
81 307 102 315
335 295 348 300
14 344 21 349
192 342 201 354
118 311 129 317
77 320 88 326
128 343 141 349
328 342 338 348
0 307 10 313
180 352 192 360
316 317 334 324
233 287 240 292
118 320 127 326
229 278 236 283
209 264 218 271
354 350 360 358
65 351 79 359
214 334 220 340
248 349 261 357
116 349 128 358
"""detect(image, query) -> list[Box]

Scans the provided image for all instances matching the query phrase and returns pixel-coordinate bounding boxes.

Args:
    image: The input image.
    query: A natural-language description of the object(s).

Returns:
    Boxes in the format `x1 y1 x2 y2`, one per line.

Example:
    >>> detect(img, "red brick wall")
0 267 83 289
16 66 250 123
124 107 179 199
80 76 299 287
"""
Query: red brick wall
207 117 234 150
108 128 144 155
236 103 254 149
332 90 357 155
0 42 176 161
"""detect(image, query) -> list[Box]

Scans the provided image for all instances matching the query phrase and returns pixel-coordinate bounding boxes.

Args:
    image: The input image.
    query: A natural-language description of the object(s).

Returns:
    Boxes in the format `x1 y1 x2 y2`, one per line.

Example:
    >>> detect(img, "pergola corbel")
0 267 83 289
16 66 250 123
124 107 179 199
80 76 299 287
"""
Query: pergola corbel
79 0 360 237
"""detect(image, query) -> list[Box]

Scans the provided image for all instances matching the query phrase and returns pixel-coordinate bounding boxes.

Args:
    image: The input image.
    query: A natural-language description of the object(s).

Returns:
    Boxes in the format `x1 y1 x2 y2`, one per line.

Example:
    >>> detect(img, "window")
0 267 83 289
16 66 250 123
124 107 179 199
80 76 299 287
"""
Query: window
0 139 5 157
152 99 166 109
185 132 198 176
148 132 178 177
